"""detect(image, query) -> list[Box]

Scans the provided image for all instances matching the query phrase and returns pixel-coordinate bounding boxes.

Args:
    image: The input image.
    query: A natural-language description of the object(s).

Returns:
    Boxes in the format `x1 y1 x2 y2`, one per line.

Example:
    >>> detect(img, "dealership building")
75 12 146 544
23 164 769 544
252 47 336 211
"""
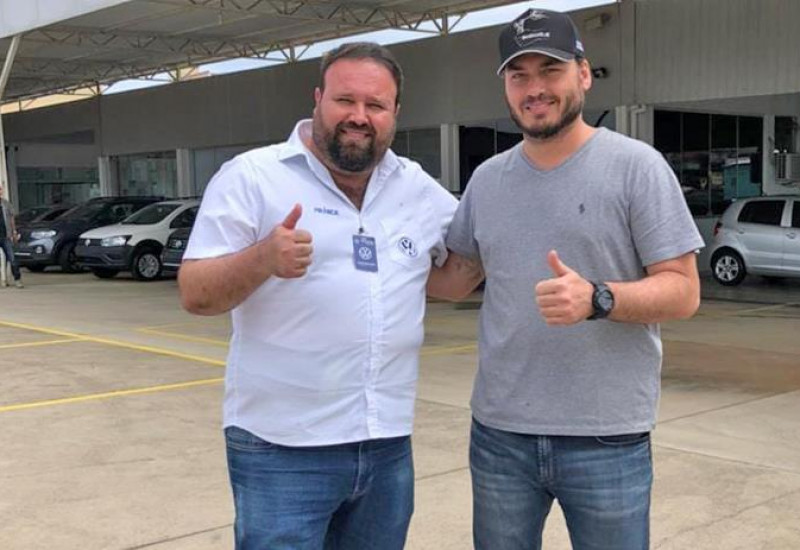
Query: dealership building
1 0 799 270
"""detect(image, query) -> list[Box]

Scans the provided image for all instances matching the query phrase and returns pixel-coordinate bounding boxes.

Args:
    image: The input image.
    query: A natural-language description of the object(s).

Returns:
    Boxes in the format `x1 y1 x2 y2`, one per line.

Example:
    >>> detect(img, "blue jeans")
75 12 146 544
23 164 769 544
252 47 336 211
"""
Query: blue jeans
225 426 414 550
471 418 652 550
0 238 21 281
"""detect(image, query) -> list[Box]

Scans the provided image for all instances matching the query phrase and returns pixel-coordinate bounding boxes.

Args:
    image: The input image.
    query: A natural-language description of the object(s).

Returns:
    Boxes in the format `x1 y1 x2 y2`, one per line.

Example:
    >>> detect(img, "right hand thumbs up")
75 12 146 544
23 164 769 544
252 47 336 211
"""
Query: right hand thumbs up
267 204 313 278
281 203 303 230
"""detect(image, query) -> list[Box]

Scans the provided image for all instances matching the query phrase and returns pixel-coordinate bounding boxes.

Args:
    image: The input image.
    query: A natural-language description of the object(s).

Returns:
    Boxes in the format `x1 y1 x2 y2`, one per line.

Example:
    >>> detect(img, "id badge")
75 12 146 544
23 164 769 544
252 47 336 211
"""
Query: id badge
353 235 378 272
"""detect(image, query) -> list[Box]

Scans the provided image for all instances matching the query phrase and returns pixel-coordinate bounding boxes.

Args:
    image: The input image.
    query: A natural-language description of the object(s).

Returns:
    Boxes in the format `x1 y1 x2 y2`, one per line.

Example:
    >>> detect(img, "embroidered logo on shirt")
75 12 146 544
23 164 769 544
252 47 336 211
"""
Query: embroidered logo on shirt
579 203 586 215
397 236 418 258
314 206 339 216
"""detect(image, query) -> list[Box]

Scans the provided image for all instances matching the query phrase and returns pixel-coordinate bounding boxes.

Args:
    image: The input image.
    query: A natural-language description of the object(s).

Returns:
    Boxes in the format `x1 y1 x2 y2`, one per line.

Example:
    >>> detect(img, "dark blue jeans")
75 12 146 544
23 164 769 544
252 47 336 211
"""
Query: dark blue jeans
225 426 414 550
0 238 21 281
471 418 652 550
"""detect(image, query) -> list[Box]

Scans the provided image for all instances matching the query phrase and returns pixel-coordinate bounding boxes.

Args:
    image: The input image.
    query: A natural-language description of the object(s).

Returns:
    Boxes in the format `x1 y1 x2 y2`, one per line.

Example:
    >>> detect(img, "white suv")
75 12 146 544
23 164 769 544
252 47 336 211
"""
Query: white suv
75 199 199 280
710 195 800 286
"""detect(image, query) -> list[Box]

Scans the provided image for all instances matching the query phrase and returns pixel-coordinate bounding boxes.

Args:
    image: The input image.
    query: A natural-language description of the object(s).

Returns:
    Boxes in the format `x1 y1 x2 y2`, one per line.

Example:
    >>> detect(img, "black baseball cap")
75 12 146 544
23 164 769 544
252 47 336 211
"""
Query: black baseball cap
497 8 584 75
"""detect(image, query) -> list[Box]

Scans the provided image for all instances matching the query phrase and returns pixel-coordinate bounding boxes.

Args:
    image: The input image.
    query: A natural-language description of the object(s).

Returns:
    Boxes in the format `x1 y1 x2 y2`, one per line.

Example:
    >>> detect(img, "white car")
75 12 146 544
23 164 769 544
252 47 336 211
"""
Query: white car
75 199 199 280
710 195 800 286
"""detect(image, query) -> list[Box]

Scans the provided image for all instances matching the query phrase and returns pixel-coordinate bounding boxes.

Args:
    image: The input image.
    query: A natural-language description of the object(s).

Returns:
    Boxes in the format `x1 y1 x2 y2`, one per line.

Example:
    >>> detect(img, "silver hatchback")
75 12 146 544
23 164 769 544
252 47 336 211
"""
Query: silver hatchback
710 195 800 285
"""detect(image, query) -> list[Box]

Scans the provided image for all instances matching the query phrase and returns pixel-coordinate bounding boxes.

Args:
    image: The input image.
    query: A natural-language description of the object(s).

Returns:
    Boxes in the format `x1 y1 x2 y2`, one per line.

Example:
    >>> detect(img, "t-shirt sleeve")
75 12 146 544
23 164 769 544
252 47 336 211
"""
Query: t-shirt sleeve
424 175 459 268
445 179 480 261
184 157 264 260
629 154 706 267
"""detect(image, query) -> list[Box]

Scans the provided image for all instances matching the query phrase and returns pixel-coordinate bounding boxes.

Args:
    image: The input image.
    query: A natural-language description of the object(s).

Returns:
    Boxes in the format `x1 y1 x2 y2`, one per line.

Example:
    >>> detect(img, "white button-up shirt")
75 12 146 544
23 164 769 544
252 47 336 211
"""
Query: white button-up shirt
185 120 458 446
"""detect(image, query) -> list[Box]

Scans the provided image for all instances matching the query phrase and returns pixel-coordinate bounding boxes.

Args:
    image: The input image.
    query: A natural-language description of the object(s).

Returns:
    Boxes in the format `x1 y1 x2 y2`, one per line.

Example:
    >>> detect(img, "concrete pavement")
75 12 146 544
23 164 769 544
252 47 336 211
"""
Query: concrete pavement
0 271 798 549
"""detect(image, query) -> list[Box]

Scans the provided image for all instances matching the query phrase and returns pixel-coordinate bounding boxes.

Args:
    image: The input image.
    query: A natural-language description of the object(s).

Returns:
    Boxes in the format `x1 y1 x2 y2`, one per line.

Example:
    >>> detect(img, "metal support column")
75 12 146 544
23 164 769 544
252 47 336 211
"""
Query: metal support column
0 35 22 286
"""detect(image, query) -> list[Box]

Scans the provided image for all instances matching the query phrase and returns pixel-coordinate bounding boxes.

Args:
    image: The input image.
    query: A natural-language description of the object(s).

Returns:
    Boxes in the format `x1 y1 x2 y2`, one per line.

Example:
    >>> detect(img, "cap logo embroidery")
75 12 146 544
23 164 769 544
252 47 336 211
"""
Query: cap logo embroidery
514 10 550 44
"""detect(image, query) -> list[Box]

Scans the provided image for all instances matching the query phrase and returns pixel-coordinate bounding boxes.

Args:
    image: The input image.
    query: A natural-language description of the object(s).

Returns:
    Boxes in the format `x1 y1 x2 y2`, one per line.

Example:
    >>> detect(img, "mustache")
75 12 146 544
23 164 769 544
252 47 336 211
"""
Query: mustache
521 94 557 108
336 121 375 137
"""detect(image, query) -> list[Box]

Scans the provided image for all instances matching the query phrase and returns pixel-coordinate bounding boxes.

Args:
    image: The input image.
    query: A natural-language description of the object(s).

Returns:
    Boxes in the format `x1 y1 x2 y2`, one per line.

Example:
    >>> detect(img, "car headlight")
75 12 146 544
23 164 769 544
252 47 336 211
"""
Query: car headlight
30 229 56 239
168 239 185 250
100 235 130 247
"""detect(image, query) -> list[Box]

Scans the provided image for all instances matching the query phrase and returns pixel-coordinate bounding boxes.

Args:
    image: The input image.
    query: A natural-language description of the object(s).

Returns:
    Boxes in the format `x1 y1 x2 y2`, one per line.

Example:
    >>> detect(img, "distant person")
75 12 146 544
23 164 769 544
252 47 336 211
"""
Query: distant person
179 42 457 549
0 183 23 288
428 9 704 549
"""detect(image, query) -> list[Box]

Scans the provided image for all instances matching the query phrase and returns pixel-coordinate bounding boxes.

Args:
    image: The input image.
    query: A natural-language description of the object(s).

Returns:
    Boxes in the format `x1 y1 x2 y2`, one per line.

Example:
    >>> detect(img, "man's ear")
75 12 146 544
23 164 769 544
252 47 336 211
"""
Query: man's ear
578 59 592 91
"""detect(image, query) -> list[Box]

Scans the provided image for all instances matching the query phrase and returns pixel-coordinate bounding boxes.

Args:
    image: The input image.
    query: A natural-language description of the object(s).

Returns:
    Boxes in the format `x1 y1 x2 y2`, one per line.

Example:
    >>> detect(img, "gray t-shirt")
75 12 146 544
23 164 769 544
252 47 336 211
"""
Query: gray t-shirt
446 128 704 436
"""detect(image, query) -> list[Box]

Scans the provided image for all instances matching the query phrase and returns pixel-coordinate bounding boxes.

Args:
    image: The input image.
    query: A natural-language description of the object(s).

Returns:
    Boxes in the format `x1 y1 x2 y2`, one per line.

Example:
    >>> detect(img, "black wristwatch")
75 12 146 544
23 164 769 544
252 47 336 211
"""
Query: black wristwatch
587 282 614 320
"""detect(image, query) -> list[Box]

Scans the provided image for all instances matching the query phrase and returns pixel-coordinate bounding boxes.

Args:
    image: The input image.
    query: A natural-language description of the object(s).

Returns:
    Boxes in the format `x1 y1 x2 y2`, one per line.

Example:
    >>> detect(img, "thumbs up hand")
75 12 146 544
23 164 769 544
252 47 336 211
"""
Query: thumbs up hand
264 204 313 278
534 250 594 325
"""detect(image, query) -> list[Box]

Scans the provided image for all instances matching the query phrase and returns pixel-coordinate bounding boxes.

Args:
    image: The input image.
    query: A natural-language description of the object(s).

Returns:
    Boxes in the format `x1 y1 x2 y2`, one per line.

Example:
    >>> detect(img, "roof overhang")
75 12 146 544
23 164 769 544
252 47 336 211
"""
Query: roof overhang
0 0 521 102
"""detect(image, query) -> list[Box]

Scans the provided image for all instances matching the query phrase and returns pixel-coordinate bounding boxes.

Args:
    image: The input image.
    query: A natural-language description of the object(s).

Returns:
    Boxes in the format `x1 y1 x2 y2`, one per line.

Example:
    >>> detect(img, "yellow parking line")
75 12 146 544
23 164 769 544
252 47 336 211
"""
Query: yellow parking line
421 343 477 356
0 320 225 367
0 338 86 350
137 327 229 347
0 377 224 413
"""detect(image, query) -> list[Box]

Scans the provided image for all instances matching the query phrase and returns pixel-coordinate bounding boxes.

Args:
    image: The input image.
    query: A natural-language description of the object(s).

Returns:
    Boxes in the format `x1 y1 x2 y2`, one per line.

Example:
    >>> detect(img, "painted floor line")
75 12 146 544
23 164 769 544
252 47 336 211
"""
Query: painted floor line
0 337 86 349
422 343 477 356
0 320 225 367
137 327 229 347
0 377 224 413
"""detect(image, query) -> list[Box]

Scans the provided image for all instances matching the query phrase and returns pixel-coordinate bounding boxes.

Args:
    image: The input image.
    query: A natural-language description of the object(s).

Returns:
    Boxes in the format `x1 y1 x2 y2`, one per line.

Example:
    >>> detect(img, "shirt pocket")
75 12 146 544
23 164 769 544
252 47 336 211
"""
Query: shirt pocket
380 217 431 271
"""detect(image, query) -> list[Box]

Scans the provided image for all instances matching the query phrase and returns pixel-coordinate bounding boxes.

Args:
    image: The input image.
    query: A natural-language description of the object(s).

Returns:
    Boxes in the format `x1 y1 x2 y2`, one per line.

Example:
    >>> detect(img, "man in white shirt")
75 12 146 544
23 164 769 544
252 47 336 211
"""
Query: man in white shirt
179 42 457 550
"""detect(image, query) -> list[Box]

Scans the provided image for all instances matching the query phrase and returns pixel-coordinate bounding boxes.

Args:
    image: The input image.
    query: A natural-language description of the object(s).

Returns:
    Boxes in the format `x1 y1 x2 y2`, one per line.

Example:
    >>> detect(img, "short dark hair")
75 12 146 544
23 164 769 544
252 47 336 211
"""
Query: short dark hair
319 42 404 105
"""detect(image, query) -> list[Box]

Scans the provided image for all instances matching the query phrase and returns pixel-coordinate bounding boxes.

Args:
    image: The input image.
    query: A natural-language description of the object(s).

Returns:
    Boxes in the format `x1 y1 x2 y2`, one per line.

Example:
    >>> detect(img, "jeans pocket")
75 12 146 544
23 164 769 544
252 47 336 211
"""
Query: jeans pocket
594 432 650 447
225 426 277 452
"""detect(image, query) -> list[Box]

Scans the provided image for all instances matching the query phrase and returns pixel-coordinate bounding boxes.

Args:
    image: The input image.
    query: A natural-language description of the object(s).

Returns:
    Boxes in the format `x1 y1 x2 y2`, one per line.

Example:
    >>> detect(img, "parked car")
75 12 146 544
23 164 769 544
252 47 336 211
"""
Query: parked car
16 204 72 229
14 196 164 273
709 195 800 286
75 199 199 280
161 226 192 278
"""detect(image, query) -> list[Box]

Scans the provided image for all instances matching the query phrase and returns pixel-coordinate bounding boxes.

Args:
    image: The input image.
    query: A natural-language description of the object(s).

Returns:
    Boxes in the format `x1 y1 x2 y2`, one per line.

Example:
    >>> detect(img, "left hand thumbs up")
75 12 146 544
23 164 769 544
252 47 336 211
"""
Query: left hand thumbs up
535 249 593 326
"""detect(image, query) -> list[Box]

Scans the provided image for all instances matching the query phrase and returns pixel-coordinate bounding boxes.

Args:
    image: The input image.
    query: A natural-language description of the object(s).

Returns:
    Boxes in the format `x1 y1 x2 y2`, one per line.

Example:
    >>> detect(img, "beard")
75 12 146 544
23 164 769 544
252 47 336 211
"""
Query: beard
507 89 584 140
312 117 394 173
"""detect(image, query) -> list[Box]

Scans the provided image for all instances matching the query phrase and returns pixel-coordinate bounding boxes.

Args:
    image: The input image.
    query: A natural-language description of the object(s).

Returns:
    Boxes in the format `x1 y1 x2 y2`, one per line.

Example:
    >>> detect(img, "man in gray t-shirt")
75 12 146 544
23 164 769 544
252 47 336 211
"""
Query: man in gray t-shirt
427 8 703 550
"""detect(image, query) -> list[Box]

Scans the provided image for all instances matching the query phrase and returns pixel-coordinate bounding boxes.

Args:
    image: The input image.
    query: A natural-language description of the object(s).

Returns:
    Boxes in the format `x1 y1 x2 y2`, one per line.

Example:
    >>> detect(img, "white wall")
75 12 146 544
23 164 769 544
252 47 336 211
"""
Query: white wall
635 0 800 103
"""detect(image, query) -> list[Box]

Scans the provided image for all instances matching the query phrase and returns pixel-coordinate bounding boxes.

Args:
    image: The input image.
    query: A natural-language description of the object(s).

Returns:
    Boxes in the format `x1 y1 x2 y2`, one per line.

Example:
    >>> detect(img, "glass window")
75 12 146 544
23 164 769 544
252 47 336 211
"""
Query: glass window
407 128 441 180
655 111 764 216
738 117 762 150
170 206 198 229
655 110 681 152
792 201 800 229
711 115 737 149
117 151 177 197
459 120 522 191
16 167 100 210
738 200 784 226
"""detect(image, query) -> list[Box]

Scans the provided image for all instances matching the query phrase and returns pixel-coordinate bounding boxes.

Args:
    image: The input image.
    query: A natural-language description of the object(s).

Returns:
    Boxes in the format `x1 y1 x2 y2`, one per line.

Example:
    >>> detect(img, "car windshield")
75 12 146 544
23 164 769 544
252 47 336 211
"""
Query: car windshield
37 207 70 222
17 207 50 223
122 203 180 225
59 202 108 221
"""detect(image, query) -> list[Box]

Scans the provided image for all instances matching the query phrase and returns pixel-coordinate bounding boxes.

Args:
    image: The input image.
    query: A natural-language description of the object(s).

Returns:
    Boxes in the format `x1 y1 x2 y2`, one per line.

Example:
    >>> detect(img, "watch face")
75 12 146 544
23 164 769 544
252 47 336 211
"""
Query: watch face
597 290 614 311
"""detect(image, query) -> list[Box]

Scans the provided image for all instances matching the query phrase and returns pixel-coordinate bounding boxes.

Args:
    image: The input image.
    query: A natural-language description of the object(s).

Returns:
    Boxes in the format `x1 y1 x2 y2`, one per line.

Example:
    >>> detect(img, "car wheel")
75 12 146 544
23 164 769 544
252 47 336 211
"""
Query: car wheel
711 249 746 286
132 249 162 281
27 265 46 273
58 242 81 273
92 268 119 279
